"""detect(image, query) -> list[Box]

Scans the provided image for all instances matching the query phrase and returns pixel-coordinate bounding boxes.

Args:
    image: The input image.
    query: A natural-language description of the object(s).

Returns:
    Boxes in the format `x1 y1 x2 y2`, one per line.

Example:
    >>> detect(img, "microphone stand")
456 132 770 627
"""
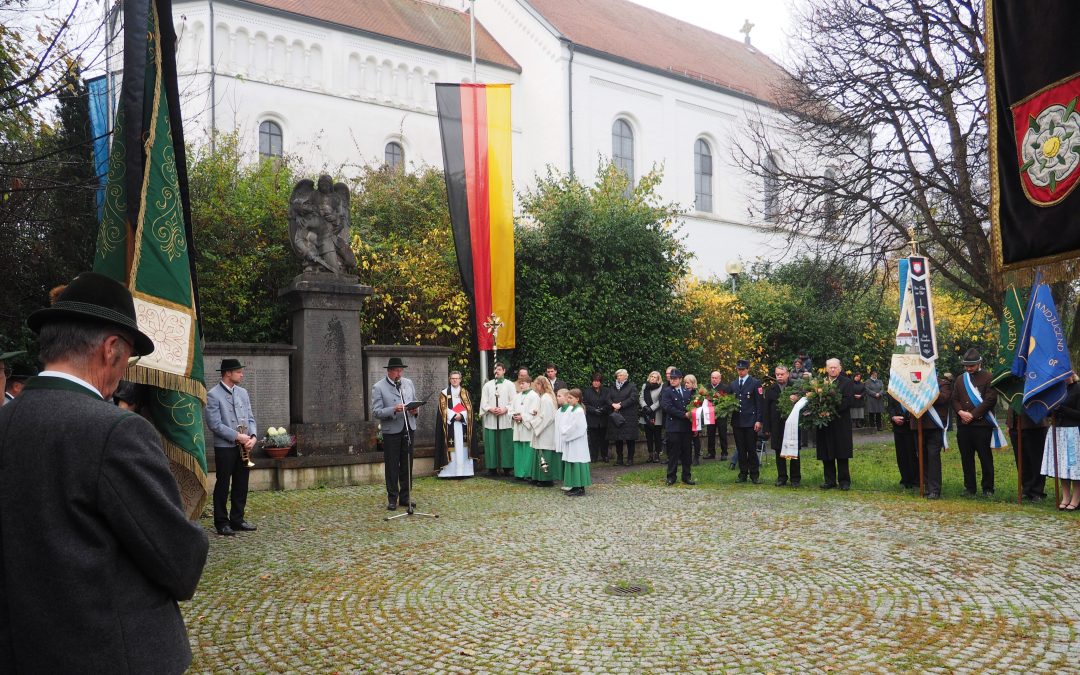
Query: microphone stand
386 378 438 521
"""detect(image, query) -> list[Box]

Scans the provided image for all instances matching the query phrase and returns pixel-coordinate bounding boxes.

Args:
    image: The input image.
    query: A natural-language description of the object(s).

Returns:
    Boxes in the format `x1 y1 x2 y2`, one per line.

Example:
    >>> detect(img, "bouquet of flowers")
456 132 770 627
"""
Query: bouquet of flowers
686 386 740 432
796 378 842 429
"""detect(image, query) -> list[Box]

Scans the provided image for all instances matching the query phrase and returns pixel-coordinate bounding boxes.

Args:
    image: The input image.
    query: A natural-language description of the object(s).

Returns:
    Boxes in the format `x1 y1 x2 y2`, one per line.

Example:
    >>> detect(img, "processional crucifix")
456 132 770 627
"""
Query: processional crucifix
483 313 504 368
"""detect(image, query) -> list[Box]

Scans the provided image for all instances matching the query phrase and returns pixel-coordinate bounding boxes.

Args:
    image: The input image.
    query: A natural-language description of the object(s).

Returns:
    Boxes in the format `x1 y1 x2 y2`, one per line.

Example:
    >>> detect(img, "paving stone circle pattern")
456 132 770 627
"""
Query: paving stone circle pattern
186 473 1080 673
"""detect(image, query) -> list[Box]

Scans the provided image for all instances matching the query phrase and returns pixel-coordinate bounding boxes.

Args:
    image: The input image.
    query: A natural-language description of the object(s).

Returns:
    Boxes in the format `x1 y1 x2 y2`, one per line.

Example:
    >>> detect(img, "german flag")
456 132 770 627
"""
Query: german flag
435 83 515 350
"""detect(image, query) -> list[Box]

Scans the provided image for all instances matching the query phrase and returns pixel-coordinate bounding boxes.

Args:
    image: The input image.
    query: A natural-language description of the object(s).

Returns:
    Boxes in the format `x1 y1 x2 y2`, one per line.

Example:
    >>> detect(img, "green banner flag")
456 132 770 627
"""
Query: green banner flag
94 0 207 518
991 286 1027 415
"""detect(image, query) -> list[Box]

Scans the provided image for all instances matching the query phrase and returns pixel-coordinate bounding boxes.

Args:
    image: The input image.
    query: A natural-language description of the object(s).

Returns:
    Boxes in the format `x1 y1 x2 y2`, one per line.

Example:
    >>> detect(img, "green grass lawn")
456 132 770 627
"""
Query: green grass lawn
618 431 1068 514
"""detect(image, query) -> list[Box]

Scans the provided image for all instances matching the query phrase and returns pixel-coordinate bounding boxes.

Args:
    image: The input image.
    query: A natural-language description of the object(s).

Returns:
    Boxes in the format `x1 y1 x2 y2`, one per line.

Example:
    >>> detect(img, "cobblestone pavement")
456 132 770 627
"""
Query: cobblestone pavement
187 468 1080 673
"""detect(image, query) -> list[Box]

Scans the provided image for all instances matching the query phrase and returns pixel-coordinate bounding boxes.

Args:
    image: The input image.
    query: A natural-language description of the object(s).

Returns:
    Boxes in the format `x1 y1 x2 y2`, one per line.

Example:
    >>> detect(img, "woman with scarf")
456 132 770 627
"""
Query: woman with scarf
639 371 664 463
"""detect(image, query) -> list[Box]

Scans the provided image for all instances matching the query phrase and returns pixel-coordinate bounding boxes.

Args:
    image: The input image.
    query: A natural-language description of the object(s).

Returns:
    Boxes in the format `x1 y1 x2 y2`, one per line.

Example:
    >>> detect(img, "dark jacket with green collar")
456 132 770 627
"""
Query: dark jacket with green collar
0 375 208 674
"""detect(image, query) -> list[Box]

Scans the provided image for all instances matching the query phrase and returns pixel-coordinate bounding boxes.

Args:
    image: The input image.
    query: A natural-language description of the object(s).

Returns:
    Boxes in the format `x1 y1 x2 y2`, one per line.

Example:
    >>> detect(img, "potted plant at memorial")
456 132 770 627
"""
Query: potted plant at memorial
263 426 295 459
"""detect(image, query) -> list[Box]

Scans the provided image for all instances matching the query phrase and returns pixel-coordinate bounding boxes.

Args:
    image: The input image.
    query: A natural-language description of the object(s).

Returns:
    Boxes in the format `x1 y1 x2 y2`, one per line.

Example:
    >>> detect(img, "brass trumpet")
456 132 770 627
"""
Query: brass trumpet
237 424 256 468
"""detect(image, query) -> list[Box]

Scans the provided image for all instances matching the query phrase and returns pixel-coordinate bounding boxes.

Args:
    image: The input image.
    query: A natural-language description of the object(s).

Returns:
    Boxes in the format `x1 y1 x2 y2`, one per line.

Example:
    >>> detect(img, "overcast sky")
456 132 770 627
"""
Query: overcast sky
630 0 796 64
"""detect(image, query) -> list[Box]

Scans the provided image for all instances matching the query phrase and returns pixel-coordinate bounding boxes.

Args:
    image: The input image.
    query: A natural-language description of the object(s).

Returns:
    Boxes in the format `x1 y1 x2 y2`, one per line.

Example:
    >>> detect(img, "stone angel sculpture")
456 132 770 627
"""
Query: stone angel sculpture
287 174 358 275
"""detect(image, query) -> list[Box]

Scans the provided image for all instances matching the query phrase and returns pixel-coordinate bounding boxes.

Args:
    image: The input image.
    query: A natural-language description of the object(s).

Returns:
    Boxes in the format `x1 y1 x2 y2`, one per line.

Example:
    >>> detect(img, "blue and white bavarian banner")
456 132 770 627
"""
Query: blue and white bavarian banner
889 256 940 418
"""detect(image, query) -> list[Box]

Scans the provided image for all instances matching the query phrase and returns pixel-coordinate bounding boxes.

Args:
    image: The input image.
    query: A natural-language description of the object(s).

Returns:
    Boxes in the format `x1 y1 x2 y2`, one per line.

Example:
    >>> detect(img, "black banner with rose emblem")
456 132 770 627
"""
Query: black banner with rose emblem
987 0 1080 278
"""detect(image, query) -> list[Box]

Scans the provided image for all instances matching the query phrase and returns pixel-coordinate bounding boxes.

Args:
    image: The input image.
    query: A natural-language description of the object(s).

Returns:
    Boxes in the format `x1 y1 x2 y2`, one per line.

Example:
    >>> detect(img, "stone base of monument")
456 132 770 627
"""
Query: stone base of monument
209 447 436 492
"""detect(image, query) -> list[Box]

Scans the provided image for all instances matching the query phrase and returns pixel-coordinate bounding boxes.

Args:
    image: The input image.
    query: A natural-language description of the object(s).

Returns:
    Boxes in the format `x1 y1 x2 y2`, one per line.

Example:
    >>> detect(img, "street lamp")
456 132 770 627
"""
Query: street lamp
725 259 744 293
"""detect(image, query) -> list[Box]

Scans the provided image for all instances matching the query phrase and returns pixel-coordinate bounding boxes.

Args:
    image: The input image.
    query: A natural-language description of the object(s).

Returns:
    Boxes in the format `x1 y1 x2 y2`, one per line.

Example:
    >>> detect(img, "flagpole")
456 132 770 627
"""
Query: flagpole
1052 414 1061 508
470 0 477 82
1016 413 1024 506
917 416 925 497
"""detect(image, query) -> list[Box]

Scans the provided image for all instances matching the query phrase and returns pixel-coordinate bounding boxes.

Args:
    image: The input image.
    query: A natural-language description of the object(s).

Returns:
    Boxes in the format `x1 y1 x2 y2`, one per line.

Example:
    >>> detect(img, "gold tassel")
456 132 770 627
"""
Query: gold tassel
162 436 209 521
125 364 207 403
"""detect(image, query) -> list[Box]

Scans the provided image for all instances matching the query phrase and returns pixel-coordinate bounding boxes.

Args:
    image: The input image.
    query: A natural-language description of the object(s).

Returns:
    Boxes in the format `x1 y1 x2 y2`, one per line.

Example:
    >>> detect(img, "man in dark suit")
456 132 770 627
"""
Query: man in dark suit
705 370 730 460
371 356 420 510
915 374 952 500
886 392 916 489
544 362 567 395
817 358 856 490
730 359 764 484
764 364 801 486
0 272 208 673
661 369 695 486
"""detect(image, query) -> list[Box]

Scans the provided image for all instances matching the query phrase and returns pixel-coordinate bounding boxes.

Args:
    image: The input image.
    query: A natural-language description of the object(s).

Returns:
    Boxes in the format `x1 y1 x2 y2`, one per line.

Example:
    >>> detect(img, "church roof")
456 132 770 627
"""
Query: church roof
235 0 521 72
523 0 790 106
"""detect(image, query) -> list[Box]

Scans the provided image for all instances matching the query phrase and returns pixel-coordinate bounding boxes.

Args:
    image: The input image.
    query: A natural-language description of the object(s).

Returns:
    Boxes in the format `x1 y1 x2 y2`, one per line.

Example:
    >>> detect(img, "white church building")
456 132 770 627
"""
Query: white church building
147 0 797 278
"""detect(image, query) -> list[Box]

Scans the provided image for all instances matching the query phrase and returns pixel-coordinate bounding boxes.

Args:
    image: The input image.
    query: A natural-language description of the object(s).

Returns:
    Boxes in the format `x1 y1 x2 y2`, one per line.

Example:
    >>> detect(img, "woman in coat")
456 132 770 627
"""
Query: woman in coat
850 373 866 428
581 372 611 462
607 368 639 465
639 371 664 463
864 370 885 431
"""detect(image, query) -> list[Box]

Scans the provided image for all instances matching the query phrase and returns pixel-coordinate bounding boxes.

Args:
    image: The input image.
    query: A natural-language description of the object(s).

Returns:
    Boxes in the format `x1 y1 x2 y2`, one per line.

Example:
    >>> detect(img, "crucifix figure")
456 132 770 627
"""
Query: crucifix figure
483 313 504 366
740 19 755 46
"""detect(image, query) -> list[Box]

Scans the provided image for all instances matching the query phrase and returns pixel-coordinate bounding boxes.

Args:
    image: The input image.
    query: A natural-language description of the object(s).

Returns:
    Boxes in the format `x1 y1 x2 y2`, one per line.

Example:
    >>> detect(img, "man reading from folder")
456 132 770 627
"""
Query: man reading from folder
371 357 420 510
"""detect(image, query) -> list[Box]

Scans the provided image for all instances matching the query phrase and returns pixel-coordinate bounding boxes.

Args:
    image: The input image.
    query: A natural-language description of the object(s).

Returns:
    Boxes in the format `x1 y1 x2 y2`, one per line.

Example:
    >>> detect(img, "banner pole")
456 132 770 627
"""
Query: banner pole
1016 413 1024 506
917 415 924 497
1052 414 1061 508
480 350 489 387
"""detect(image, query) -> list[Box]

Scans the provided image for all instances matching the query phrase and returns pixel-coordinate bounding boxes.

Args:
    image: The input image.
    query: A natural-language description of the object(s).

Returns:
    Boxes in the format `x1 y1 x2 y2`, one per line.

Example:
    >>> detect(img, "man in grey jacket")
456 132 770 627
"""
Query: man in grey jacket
205 358 259 536
371 356 419 510
0 271 207 674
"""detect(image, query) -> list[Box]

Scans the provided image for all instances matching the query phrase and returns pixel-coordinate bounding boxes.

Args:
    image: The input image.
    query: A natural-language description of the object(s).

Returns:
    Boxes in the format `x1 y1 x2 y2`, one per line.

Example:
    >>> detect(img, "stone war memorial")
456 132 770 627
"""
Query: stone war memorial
202 174 452 492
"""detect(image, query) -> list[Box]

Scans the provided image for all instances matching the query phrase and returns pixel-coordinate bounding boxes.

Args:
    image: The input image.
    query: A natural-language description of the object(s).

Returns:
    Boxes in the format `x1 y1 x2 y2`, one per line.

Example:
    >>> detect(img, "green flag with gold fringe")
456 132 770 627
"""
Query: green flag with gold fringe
94 0 207 518
991 286 1027 415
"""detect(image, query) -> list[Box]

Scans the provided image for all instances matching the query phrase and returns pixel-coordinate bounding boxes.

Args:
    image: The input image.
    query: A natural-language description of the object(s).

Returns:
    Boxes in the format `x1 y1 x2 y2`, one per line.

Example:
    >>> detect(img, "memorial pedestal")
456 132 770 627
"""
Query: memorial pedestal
279 273 376 455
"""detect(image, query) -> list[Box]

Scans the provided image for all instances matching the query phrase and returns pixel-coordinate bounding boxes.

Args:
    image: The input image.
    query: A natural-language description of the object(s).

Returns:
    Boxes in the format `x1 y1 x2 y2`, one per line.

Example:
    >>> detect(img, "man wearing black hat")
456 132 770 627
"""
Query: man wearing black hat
660 369 696 485
371 357 420 510
205 358 259 535
0 349 25 406
952 348 1000 496
0 272 207 673
730 359 764 484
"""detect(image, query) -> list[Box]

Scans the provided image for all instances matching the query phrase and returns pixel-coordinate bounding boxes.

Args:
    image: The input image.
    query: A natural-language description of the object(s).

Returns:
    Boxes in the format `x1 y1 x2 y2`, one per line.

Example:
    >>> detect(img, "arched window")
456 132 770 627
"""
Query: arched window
763 151 780 223
384 141 404 170
259 120 283 159
612 119 635 187
823 167 838 228
694 139 713 213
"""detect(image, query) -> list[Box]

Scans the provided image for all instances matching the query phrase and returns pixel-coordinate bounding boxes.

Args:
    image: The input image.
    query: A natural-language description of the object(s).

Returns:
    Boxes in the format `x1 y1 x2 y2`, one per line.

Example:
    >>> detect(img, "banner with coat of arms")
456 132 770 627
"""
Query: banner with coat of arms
888 256 940 418
987 0 1080 280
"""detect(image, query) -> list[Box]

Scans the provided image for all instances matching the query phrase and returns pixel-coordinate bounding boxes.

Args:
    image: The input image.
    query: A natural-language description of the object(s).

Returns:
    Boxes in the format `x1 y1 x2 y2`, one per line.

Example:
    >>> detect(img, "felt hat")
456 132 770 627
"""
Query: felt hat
960 348 983 365
384 357 408 369
7 363 37 381
219 358 244 372
26 272 154 356
0 350 25 361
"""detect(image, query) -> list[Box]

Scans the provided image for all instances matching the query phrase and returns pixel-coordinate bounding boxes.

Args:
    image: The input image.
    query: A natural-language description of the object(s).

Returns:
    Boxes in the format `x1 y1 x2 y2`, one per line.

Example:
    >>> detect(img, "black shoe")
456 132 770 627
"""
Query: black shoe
839 482 850 491
790 481 801 488
502 469 513 476
963 489 977 497
983 489 995 497
216 525 236 536
926 493 940 500
775 478 788 487
665 479 676 486
1025 494 1045 502
719 453 729 461
682 479 697 485
750 476 761 485
233 521 258 532
487 469 499 476
735 475 748 483
386 504 397 511
820 482 837 490
571 487 586 496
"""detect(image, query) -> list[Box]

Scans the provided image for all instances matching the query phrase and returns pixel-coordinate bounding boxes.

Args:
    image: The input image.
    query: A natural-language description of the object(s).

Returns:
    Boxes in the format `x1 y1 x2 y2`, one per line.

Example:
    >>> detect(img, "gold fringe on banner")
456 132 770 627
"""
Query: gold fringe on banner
125 364 207 403
162 436 209 520
1000 258 1080 288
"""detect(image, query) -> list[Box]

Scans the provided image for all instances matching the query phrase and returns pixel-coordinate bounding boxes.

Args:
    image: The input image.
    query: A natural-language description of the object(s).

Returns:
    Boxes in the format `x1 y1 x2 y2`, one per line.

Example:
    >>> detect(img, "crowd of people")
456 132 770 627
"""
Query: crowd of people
421 352 1080 506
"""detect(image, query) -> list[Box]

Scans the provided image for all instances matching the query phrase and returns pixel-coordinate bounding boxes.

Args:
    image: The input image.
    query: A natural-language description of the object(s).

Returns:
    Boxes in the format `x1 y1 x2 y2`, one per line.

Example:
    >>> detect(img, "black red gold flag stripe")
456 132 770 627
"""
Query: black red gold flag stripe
435 83 515 350
988 0 1080 280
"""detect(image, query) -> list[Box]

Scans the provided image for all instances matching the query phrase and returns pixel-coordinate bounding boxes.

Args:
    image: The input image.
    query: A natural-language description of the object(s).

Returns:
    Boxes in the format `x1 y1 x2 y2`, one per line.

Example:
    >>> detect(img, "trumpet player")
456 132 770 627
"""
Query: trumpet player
205 358 258 536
